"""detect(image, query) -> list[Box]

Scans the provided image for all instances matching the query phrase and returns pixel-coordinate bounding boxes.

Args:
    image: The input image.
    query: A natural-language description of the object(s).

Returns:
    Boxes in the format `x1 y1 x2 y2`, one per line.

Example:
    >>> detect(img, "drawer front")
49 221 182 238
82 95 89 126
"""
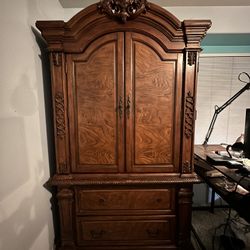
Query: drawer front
76 216 176 245
76 189 174 213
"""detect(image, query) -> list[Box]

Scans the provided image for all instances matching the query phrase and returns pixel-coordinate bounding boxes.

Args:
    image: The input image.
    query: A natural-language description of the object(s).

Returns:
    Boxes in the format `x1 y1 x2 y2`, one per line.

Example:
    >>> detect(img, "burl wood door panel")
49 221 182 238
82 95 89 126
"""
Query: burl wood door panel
67 33 124 173
125 33 183 173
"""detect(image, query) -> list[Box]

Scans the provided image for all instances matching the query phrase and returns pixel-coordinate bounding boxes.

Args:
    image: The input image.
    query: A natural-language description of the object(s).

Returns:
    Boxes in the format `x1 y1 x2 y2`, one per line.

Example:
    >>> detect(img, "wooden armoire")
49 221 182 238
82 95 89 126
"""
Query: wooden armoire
36 1 211 249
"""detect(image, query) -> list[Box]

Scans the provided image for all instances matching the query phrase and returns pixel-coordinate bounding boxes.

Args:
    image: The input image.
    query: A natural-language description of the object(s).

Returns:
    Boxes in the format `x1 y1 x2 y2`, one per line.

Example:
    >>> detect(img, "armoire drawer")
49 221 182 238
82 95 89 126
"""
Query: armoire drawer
76 216 176 246
76 189 175 214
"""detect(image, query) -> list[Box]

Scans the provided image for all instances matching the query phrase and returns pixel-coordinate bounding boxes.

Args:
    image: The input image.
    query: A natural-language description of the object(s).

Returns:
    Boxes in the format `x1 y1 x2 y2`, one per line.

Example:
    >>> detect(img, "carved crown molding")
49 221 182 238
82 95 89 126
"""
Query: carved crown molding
97 0 150 23
183 20 212 48
36 4 210 53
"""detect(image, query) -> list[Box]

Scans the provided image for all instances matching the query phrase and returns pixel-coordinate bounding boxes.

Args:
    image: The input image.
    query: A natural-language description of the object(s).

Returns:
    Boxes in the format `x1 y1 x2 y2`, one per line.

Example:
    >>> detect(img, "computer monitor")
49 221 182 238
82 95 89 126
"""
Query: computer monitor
244 108 250 158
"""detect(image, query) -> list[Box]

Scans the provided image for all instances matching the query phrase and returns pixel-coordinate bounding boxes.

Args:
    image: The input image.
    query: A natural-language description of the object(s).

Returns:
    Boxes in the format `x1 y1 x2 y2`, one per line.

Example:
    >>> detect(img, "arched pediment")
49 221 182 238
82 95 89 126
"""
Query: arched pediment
36 1 211 53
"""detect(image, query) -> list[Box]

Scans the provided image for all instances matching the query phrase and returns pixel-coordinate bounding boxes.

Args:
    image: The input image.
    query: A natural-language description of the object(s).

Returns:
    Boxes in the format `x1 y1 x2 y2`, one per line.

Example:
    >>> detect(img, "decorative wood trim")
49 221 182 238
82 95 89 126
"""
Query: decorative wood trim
184 91 194 139
177 187 193 248
57 188 74 199
188 51 196 66
37 4 206 53
183 20 212 48
57 188 75 248
49 174 201 186
97 0 150 23
55 92 66 138
52 52 62 66
183 161 192 173
59 163 68 173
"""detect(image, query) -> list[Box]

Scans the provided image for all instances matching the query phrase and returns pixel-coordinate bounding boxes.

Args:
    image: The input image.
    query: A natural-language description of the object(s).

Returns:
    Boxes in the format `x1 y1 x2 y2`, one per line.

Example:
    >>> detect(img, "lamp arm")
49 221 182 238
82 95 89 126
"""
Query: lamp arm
203 80 250 145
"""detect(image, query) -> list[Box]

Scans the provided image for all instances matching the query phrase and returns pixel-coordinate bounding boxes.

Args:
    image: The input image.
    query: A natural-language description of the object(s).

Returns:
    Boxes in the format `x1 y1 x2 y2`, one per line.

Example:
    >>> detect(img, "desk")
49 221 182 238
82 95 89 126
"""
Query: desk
194 145 250 223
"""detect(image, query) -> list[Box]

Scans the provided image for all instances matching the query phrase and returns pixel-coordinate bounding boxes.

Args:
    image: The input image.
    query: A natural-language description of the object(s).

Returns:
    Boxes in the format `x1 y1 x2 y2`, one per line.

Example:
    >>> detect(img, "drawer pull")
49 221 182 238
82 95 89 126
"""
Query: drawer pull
146 229 160 238
156 198 162 203
90 230 105 239
98 198 105 204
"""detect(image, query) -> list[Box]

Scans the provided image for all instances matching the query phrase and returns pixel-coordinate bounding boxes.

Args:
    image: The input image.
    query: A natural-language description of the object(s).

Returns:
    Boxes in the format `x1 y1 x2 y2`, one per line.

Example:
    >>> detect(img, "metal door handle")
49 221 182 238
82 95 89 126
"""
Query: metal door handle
146 229 160 238
118 96 123 118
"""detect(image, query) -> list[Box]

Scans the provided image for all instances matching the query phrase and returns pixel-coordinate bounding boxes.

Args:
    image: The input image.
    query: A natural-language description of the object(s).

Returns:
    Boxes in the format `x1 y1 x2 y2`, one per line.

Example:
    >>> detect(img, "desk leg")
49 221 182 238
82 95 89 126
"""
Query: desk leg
210 189 215 213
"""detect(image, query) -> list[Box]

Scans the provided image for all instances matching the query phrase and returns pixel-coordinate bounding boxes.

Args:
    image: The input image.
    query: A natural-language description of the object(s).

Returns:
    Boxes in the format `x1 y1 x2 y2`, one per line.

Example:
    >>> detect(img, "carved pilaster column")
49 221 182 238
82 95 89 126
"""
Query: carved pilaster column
180 49 198 175
50 52 70 174
181 20 211 176
57 188 75 249
177 187 193 249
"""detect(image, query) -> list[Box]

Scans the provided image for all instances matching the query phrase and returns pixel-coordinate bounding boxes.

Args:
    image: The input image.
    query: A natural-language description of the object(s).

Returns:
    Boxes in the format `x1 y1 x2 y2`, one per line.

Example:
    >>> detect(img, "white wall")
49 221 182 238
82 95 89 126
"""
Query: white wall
167 6 250 33
0 0 65 250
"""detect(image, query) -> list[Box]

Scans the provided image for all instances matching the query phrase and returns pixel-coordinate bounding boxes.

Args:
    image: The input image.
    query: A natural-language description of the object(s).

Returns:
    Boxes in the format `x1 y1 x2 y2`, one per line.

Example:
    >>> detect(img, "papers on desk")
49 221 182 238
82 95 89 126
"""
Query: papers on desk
206 152 243 168
205 165 235 177
205 169 224 177
212 178 249 195
236 185 250 195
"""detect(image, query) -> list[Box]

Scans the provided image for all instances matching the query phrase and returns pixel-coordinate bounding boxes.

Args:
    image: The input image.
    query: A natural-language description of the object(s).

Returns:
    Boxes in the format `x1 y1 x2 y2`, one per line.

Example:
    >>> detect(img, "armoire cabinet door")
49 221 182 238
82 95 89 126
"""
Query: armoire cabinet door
67 32 182 174
125 33 183 173
67 33 125 173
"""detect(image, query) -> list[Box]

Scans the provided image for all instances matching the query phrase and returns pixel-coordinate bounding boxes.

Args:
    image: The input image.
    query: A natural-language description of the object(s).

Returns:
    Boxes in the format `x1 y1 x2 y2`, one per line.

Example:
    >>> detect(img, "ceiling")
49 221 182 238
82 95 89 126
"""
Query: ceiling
59 0 250 8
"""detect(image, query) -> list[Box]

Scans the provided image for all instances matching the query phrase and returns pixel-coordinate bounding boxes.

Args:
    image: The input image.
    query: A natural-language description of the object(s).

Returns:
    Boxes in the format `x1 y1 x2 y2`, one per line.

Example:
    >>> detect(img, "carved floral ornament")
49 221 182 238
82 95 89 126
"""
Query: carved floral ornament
184 91 194 139
55 93 66 138
97 0 150 23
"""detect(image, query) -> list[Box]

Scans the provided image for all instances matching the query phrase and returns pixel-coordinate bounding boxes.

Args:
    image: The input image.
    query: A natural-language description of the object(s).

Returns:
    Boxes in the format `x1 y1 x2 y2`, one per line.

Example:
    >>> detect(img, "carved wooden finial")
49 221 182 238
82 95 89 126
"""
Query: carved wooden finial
97 0 150 23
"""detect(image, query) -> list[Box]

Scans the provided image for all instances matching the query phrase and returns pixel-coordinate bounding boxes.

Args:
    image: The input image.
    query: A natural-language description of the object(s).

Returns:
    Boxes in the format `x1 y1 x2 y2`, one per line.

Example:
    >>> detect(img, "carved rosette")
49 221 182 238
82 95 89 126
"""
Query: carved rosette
55 92 66 138
97 0 150 23
184 91 194 139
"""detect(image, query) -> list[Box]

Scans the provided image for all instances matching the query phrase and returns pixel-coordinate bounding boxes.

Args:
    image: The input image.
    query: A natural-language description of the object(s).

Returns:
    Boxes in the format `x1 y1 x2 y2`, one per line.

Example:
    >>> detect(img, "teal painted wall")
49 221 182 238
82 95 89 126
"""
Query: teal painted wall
201 34 250 53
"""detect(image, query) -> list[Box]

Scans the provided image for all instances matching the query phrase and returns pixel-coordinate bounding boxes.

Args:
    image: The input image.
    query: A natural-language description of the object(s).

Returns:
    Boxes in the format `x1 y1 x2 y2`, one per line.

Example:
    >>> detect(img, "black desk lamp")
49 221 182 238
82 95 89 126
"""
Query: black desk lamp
203 72 250 145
